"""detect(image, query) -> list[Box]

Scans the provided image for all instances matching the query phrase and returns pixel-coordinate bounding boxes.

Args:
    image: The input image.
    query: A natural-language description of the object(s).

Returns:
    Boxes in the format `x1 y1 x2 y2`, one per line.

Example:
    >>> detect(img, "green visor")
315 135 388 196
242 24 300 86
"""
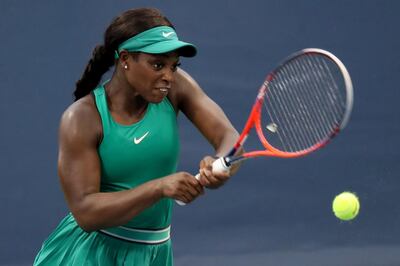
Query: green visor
115 26 197 59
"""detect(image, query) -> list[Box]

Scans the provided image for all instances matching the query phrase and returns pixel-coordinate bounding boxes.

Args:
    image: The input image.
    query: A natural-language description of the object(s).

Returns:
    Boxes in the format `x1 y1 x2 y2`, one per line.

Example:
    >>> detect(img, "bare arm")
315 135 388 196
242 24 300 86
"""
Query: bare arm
58 97 202 232
171 69 241 188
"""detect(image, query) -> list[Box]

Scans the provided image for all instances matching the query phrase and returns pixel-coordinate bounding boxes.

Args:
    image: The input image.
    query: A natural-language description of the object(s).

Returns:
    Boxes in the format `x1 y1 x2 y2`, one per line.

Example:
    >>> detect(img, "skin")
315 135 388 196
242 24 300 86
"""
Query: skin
58 50 239 232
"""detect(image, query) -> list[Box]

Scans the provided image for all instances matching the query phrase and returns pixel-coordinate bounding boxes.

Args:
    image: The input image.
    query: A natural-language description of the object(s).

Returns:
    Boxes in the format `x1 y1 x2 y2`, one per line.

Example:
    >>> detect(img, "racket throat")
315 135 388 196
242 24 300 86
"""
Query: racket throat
225 155 247 166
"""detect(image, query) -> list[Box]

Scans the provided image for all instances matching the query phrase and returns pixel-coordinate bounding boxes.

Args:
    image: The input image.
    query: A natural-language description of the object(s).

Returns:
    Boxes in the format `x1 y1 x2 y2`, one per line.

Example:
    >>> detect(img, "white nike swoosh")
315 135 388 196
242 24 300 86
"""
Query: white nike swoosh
162 32 175 38
133 131 149 144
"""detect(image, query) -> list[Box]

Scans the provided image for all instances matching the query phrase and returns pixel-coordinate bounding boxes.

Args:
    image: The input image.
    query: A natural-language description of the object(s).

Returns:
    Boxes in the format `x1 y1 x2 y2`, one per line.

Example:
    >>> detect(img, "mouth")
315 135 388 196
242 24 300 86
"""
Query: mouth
158 87 169 94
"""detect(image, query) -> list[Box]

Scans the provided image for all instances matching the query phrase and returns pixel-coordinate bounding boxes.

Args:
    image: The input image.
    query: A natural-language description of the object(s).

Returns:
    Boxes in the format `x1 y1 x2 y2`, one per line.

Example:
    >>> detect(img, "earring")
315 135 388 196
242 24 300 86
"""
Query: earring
124 65 128 69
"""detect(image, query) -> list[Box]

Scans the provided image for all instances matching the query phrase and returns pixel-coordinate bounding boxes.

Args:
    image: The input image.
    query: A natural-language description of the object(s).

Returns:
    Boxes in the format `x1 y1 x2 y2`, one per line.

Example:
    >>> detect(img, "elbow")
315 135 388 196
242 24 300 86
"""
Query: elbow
70 208 99 233
67 193 104 232
76 220 96 233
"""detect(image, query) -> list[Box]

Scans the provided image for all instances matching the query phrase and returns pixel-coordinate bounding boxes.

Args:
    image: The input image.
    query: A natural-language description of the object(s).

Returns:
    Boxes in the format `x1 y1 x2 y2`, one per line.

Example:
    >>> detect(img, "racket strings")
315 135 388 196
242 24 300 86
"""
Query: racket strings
297 57 338 138
281 61 326 148
268 70 313 151
263 54 346 152
265 63 324 151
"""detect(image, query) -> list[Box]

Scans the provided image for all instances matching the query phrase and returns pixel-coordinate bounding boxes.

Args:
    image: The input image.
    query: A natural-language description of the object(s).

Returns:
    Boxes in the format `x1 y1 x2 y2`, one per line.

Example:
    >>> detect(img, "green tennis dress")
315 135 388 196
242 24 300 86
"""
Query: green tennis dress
34 85 180 265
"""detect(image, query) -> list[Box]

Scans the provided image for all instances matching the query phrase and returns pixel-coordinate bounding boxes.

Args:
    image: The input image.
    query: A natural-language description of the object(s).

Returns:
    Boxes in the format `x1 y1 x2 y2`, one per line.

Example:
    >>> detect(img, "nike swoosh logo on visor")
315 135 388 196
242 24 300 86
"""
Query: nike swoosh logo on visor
162 32 175 38
133 131 149 144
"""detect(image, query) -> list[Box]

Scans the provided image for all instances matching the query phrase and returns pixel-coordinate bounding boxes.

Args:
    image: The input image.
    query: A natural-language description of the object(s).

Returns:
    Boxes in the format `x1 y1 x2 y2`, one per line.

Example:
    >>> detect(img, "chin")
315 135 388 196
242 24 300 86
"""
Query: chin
149 95 166 104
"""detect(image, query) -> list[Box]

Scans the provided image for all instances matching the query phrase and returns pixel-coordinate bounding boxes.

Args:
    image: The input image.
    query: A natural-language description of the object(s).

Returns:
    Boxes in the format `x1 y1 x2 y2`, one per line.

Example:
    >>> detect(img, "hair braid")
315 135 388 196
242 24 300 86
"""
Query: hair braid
73 45 114 101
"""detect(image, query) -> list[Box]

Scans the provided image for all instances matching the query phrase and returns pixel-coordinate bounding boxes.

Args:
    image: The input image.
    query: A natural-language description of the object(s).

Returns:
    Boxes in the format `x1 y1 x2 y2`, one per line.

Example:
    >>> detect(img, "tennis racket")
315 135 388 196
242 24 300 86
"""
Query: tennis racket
176 48 353 206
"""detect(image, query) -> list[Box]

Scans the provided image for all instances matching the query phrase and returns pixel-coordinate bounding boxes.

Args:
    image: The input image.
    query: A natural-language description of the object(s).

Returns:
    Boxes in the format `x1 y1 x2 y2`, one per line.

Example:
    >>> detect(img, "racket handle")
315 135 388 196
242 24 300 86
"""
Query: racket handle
211 157 231 175
175 157 231 206
175 174 200 206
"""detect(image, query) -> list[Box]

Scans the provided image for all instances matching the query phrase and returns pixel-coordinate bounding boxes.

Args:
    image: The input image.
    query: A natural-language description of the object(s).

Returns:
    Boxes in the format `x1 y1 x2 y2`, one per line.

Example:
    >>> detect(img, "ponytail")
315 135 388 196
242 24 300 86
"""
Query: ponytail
73 45 114 101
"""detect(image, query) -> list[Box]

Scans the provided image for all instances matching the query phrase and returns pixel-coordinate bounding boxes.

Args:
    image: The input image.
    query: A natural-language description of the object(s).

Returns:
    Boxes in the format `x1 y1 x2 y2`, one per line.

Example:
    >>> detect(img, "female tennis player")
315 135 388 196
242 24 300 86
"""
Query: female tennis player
34 7 239 266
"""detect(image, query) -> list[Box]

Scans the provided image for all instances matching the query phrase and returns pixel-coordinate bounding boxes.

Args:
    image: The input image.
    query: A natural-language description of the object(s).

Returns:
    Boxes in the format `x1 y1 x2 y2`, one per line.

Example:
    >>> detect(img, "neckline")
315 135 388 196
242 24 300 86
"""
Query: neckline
100 84 151 128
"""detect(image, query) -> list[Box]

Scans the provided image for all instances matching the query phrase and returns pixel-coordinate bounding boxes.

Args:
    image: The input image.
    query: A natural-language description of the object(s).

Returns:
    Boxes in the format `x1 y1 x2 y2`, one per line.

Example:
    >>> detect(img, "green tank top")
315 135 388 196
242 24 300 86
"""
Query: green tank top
92 85 180 229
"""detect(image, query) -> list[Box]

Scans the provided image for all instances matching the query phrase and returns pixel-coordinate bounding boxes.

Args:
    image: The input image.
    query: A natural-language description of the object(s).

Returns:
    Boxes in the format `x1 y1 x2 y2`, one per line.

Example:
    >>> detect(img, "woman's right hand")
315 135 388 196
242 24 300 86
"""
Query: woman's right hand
159 172 204 204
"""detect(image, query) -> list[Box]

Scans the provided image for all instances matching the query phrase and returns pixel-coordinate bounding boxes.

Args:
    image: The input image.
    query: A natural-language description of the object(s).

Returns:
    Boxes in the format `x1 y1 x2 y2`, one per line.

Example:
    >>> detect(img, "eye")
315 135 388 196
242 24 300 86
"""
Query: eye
152 62 164 70
172 63 181 72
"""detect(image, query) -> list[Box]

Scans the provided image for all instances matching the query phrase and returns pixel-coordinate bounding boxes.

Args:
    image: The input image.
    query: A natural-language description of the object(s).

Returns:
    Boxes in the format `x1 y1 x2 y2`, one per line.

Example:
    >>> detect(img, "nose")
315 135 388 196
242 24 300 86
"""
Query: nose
162 69 174 84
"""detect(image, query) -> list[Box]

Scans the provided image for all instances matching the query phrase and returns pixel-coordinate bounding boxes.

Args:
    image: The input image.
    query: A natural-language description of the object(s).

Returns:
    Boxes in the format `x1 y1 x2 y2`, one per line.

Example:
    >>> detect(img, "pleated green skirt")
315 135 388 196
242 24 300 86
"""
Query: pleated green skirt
34 213 173 266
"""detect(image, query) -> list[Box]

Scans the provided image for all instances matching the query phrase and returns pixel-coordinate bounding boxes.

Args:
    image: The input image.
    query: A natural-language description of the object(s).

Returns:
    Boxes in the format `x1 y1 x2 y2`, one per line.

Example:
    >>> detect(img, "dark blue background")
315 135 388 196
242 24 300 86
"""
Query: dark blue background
1 1 399 265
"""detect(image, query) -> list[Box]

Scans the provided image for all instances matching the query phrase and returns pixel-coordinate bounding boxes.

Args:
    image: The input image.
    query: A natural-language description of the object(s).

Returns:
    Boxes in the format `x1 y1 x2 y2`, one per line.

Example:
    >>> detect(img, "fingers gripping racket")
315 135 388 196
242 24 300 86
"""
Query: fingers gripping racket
176 48 353 206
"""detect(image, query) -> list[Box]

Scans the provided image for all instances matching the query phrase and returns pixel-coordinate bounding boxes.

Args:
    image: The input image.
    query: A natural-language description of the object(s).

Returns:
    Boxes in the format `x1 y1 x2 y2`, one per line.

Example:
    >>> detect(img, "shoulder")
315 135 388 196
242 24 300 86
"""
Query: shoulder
61 95 98 125
174 68 198 87
59 94 102 145
168 68 202 112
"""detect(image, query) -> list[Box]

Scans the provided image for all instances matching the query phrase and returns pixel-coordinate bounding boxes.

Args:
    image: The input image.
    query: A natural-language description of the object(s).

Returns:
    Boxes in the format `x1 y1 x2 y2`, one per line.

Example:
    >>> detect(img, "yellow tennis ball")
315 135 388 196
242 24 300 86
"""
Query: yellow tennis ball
332 192 360 221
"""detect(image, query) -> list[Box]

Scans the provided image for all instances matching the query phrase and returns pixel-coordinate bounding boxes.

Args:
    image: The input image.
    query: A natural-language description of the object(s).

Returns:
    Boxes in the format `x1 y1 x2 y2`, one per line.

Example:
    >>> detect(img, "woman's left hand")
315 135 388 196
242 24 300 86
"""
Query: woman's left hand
198 156 230 189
